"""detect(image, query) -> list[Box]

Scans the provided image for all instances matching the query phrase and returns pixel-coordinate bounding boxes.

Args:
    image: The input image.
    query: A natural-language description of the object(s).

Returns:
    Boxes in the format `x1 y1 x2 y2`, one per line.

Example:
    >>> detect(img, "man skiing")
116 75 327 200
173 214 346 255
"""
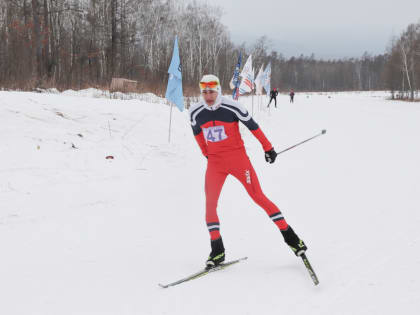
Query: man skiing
267 88 279 108
189 74 307 270
290 89 295 103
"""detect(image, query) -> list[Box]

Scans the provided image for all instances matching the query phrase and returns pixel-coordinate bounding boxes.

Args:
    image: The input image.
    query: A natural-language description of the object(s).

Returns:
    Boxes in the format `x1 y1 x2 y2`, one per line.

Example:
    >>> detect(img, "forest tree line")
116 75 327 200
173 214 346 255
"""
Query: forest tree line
384 23 420 100
0 0 418 98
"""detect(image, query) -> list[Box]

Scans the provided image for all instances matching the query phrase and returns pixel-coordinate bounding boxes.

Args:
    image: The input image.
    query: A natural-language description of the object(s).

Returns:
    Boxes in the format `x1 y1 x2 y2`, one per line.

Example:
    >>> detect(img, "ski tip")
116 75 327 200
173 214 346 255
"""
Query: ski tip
158 283 169 289
322 129 327 134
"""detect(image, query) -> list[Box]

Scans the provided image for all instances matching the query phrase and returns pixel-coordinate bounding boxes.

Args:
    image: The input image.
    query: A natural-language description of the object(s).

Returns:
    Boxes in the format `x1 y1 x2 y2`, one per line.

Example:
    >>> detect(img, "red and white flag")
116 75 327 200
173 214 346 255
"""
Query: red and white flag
238 55 254 95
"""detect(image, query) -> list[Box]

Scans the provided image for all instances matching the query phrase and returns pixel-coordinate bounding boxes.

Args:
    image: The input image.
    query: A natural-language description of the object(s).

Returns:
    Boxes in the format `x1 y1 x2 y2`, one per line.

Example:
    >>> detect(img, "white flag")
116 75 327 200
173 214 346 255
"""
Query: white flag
262 62 271 95
229 75 236 90
255 64 264 95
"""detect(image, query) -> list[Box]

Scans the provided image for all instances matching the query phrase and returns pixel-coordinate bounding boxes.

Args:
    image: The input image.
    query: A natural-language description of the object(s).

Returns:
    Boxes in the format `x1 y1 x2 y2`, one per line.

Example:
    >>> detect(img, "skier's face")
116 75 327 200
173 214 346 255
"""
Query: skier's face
202 90 218 106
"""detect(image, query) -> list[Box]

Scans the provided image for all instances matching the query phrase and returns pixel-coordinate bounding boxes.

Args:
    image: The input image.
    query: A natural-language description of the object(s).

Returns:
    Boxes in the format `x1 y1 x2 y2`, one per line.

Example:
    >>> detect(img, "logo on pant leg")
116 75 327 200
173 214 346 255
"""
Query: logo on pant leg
245 170 251 184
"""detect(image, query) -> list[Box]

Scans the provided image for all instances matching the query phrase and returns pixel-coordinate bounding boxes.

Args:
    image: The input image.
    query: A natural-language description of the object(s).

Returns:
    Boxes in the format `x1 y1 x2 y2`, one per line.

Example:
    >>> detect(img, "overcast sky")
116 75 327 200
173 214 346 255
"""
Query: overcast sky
208 0 420 59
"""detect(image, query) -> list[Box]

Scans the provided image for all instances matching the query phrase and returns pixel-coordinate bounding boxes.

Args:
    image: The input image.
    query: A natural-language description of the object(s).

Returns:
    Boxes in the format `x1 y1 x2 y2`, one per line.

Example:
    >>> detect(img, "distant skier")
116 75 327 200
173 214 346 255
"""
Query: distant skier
267 88 279 108
189 74 307 269
290 89 295 103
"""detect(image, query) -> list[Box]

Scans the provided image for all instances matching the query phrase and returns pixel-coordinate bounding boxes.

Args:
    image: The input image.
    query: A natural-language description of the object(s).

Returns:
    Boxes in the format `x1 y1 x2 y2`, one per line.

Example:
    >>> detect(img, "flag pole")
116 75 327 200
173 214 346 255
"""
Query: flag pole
168 102 174 143
252 91 254 117
165 35 184 143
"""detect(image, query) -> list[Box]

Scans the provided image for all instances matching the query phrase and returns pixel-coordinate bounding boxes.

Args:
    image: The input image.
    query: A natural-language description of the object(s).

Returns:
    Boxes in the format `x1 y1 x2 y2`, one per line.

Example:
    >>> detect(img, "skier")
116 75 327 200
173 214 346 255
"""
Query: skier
189 74 307 269
267 88 279 108
290 89 295 103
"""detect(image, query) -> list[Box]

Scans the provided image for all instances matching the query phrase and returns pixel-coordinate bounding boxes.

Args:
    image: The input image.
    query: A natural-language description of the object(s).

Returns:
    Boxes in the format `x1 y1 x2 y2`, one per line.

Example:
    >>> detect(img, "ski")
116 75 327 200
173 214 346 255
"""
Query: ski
159 257 248 289
300 253 319 285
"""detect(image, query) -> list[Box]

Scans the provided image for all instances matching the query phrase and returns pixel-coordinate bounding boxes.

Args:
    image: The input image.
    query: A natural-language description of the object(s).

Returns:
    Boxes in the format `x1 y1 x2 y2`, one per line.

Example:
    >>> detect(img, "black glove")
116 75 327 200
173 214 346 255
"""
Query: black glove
265 148 277 164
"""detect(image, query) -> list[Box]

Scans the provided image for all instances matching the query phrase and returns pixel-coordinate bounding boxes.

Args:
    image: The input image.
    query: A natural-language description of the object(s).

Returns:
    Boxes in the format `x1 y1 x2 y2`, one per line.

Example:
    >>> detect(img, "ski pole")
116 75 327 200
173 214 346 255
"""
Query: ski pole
276 129 327 155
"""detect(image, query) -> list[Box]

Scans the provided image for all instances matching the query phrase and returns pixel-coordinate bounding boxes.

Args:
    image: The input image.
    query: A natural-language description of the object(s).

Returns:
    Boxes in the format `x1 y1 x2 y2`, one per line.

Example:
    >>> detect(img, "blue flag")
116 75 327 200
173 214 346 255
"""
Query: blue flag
165 36 184 111
232 52 242 100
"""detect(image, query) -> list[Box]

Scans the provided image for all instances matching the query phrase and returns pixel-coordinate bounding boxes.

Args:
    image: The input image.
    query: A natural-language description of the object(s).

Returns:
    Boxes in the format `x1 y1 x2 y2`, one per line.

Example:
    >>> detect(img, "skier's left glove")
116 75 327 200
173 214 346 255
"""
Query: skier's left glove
265 148 277 164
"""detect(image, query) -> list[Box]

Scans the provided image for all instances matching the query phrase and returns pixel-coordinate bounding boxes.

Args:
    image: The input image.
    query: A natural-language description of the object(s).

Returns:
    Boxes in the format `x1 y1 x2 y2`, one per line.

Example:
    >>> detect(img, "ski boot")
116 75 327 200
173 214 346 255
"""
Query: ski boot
206 237 225 270
281 226 307 256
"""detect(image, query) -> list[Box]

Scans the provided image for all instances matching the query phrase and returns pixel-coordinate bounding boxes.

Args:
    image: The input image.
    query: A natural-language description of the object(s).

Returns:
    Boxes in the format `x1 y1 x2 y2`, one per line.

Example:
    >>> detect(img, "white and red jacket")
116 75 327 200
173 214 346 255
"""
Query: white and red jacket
189 95 272 157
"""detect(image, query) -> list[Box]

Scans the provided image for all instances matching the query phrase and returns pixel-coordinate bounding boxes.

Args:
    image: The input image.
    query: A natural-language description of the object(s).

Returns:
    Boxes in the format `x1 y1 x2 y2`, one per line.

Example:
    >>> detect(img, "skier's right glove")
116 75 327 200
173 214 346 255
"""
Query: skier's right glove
265 148 277 164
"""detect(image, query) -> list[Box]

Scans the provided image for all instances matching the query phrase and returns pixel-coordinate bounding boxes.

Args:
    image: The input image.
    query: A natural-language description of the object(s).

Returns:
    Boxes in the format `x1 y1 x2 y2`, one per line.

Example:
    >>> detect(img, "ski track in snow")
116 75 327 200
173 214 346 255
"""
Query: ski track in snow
0 90 419 315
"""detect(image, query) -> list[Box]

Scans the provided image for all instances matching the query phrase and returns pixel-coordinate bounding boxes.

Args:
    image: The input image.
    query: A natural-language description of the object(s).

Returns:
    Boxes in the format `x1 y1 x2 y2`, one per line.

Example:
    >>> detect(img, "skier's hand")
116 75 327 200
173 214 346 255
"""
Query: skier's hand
265 148 277 164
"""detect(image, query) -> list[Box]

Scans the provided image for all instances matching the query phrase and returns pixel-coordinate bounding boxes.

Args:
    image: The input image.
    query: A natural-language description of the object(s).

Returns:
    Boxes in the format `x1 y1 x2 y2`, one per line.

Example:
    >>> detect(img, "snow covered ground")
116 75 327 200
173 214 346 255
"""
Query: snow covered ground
0 89 419 314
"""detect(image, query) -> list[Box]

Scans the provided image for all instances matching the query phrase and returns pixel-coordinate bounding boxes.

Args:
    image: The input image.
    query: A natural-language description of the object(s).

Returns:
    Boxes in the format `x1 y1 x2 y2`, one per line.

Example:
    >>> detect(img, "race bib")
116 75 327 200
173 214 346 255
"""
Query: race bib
203 125 228 143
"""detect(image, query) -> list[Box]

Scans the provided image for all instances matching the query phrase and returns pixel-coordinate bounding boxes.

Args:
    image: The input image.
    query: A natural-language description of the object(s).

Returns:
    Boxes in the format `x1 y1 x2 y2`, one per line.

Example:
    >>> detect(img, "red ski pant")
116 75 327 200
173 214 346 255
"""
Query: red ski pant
205 150 288 240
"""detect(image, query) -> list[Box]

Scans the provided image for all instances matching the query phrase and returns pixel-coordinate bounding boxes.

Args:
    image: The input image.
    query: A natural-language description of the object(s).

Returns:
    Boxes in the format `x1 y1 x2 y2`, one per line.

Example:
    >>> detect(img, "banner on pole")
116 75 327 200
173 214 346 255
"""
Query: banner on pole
232 52 242 100
165 36 184 112
255 64 264 95
262 62 271 95
239 55 254 95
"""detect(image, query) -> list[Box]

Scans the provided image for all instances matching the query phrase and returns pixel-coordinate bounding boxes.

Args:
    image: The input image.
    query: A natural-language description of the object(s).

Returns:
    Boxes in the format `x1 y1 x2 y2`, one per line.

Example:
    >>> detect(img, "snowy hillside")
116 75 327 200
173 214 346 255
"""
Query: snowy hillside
0 90 419 315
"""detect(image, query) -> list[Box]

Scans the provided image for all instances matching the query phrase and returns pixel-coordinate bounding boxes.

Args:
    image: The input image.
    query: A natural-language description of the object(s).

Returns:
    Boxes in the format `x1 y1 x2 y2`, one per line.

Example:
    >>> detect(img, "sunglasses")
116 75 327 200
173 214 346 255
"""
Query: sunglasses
199 81 219 89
